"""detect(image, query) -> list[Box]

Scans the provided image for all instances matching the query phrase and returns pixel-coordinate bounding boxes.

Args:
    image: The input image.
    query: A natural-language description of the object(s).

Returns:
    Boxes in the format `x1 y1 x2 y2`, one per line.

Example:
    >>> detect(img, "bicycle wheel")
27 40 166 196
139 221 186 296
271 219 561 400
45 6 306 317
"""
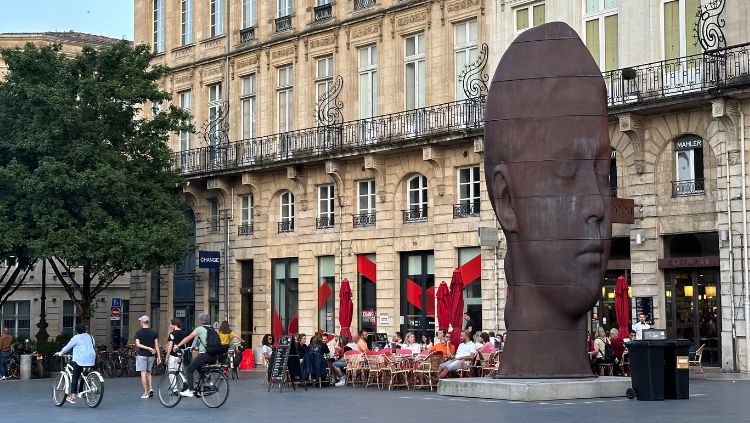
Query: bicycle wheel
158 372 183 408
84 373 104 408
125 356 136 377
52 373 67 407
101 359 114 378
114 358 125 377
200 371 229 408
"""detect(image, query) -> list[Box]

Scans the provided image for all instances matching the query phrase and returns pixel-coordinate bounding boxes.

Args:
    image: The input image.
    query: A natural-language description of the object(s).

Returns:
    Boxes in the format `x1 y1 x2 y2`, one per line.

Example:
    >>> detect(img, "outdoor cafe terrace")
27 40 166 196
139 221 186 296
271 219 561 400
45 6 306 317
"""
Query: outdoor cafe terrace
173 43 750 178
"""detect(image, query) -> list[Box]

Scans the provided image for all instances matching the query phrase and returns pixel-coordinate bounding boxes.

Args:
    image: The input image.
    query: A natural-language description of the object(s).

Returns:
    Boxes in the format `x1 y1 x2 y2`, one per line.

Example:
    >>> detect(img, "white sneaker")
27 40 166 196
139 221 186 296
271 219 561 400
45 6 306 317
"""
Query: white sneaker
179 390 194 397
335 379 346 387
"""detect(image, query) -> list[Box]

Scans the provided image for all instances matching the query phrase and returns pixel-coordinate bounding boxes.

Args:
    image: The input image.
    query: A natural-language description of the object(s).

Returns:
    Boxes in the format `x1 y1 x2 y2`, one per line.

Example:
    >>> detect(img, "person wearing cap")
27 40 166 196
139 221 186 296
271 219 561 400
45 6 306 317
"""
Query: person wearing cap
134 315 161 399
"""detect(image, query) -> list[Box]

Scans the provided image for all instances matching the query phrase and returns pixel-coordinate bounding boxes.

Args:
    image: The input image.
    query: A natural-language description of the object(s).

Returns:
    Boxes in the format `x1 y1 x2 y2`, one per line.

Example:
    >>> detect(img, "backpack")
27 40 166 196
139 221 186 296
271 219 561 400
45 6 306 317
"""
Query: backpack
203 325 229 356
603 340 616 362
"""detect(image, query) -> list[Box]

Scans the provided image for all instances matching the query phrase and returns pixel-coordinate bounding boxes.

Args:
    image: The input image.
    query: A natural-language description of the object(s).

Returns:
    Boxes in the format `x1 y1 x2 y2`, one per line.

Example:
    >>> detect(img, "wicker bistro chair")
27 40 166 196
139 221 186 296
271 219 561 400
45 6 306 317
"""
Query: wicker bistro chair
364 352 385 389
480 351 501 377
689 344 706 377
383 355 411 390
413 352 444 391
344 352 368 387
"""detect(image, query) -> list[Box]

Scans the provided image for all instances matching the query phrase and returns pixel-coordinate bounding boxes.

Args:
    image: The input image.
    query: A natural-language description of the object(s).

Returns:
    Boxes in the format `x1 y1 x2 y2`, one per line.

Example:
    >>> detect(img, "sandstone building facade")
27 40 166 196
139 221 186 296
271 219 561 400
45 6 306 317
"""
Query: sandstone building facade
133 0 750 371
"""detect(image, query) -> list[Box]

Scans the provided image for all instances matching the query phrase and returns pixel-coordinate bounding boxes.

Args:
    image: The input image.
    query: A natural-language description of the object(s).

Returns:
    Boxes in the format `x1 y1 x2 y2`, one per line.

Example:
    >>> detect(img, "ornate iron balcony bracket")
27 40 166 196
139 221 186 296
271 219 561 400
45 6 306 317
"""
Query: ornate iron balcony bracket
201 100 230 146
315 75 344 126
459 43 489 99
694 0 726 51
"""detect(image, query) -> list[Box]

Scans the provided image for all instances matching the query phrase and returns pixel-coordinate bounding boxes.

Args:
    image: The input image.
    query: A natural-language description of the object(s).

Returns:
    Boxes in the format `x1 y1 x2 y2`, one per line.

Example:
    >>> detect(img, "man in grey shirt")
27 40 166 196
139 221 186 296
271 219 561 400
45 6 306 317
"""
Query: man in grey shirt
174 313 216 397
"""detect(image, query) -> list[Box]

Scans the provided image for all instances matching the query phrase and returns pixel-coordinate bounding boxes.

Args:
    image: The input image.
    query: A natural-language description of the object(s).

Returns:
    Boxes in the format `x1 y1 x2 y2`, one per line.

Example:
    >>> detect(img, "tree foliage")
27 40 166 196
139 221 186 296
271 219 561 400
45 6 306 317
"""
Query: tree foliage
0 42 192 322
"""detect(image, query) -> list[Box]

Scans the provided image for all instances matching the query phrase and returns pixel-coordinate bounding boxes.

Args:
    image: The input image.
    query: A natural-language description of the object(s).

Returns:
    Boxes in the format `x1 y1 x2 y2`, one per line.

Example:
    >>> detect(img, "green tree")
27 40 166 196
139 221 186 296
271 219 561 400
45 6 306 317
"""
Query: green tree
0 42 192 328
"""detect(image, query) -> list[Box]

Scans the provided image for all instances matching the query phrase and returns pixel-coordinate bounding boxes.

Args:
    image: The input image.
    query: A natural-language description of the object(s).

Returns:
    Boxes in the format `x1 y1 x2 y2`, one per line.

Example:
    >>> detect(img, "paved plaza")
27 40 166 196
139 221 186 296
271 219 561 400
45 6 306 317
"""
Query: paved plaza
0 371 748 422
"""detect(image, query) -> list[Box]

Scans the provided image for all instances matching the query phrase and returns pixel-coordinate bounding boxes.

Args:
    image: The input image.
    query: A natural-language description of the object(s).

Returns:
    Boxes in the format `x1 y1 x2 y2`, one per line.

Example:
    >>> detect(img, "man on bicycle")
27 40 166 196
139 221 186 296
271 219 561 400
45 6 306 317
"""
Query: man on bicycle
174 313 217 397
55 324 96 404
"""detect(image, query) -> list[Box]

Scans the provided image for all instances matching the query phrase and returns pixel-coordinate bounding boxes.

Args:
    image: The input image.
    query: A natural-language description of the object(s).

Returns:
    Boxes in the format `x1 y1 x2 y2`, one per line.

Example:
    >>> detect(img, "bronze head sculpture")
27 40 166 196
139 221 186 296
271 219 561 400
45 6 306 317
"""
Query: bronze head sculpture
485 22 612 378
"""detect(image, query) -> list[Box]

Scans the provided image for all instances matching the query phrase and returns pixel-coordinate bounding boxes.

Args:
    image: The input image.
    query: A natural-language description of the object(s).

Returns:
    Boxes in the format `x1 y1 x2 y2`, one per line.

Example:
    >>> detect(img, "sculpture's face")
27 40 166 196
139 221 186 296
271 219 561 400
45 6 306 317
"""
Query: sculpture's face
501 135 611 291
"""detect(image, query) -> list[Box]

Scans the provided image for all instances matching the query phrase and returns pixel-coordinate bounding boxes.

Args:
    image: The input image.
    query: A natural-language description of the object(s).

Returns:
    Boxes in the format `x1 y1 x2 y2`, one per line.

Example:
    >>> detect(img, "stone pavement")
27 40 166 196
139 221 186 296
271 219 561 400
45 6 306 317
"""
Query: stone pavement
0 370 748 423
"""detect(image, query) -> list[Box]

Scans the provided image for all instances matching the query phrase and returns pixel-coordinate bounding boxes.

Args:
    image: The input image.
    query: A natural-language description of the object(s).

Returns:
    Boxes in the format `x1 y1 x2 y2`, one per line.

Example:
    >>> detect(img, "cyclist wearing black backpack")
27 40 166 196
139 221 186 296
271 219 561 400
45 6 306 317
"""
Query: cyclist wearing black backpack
174 313 228 397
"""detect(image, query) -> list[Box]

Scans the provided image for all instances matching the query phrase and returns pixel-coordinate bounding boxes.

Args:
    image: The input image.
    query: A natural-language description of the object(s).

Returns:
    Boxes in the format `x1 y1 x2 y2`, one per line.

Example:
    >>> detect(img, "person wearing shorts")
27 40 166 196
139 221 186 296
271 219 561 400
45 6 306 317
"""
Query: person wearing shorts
134 315 161 399
437 331 477 379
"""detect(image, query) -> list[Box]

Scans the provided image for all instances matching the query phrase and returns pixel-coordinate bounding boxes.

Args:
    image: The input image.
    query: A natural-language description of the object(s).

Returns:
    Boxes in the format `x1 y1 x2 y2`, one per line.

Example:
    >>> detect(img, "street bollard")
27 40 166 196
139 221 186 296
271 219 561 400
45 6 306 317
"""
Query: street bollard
20 354 32 380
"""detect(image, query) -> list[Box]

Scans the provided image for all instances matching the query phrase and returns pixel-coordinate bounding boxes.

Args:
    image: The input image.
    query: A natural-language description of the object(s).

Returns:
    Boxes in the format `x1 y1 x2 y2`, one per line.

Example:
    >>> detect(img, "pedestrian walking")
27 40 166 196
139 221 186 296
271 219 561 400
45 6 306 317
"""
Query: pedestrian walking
0 328 13 380
134 315 161 399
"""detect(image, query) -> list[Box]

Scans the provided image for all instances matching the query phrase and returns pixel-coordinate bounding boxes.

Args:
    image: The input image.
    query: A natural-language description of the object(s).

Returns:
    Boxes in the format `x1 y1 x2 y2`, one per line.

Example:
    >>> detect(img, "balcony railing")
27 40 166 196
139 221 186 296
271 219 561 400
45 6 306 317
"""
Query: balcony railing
316 216 335 229
353 212 376 228
207 216 220 233
275 15 292 32
453 202 480 218
238 223 253 236
239 27 256 43
173 97 485 175
278 219 294 233
314 4 333 21
604 43 750 107
672 179 705 197
402 207 428 223
355 0 376 10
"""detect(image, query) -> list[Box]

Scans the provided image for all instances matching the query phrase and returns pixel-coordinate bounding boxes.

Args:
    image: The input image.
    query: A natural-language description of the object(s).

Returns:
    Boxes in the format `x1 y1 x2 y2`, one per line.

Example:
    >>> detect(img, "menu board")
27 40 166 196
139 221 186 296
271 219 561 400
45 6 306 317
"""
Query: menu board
269 336 292 384
635 297 655 325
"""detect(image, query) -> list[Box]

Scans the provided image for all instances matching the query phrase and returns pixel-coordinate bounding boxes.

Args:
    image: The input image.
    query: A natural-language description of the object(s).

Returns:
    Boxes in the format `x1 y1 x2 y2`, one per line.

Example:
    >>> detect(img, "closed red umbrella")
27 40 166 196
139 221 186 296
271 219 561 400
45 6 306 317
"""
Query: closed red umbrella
614 275 630 339
339 278 353 339
449 270 465 346
436 281 450 331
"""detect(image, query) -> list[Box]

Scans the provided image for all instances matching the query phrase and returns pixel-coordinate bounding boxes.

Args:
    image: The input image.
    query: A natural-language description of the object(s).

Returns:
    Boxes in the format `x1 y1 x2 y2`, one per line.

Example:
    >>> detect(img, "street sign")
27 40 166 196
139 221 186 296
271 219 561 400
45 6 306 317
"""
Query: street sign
111 307 121 318
111 297 122 308
198 251 221 269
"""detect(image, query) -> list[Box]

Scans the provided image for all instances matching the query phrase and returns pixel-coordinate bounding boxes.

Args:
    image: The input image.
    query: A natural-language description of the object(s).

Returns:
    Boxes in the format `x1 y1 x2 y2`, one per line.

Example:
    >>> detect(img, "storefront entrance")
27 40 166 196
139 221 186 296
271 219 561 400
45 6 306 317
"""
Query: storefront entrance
665 268 720 366
400 251 435 338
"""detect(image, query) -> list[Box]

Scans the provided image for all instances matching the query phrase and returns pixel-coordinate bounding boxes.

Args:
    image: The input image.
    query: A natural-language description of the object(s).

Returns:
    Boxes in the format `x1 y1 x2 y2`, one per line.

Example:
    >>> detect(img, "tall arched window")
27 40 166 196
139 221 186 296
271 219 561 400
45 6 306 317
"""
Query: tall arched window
279 191 295 232
404 174 428 222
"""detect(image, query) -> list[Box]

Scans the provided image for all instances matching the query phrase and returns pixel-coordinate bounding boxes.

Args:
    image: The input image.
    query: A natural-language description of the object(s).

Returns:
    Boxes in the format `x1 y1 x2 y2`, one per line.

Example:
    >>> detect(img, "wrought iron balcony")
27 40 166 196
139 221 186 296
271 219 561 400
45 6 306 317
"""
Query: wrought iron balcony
316 216 335 229
353 212 376 228
238 223 253 236
453 202 480 218
314 4 333 21
239 27 256 43
604 42 750 107
278 219 294 233
172 97 485 175
402 207 428 223
672 179 705 197
355 0 376 10
275 15 292 32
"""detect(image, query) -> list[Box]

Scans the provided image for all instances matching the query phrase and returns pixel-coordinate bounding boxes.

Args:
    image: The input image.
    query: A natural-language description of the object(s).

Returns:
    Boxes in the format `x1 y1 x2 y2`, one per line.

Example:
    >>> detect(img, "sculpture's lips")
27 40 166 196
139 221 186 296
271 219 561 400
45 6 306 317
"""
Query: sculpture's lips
578 243 603 256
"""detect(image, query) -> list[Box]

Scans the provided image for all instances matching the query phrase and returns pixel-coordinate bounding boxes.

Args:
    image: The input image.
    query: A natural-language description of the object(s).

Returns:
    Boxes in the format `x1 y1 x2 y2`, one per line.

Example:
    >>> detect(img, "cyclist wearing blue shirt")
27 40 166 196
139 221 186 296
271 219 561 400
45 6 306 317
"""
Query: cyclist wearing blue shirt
56 324 96 404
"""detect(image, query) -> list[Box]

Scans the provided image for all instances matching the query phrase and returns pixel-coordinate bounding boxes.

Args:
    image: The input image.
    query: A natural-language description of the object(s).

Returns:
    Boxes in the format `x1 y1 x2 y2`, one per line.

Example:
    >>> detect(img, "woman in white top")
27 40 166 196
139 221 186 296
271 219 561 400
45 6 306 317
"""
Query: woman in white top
402 332 421 355
589 327 609 374
55 324 96 404
261 334 275 361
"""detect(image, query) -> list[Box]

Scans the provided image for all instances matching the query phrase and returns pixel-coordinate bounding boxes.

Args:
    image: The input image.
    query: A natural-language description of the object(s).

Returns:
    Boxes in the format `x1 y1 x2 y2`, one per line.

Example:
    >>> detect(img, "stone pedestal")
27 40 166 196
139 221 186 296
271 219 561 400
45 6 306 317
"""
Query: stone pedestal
438 377 632 401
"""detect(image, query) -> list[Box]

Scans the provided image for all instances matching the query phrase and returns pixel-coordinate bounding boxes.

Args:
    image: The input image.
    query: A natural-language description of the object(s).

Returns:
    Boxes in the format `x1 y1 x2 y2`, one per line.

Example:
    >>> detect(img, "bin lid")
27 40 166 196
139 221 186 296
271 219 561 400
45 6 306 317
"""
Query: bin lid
627 339 692 347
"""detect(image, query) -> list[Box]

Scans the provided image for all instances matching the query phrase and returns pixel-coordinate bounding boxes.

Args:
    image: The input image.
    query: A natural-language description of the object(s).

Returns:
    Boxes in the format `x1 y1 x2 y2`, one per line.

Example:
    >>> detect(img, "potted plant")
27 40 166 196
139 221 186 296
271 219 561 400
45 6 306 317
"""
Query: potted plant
621 67 637 81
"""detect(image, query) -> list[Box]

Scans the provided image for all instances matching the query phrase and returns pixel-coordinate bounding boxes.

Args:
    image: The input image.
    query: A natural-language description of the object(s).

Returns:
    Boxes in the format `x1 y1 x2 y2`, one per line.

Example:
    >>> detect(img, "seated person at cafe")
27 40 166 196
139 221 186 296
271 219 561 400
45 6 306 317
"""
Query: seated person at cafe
437 331 477 379
356 330 370 353
296 333 309 357
478 332 496 354
344 334 359 352
402 332 421 355
308 333 330 356
430 329 456 356
609 328 625 375
420 334 432 350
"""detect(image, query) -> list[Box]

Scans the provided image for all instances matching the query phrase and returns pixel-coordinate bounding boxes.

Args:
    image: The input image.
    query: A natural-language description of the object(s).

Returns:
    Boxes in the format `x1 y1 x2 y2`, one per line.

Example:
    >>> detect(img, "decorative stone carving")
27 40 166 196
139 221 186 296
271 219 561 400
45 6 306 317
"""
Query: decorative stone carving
618 113 646 174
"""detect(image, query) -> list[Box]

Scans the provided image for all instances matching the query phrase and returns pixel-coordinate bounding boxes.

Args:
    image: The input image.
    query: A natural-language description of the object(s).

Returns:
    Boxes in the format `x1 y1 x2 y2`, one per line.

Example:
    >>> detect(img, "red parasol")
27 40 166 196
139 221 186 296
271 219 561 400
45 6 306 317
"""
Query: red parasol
436 281 450 331
449 270 465 346
339 278 353 338
614 275 631 339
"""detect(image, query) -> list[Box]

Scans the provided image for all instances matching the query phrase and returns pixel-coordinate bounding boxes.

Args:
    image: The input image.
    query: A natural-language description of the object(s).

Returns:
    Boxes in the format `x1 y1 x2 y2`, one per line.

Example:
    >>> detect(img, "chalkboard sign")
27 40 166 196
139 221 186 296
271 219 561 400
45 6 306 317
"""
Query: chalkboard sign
268 336 306 393
635 297 654 325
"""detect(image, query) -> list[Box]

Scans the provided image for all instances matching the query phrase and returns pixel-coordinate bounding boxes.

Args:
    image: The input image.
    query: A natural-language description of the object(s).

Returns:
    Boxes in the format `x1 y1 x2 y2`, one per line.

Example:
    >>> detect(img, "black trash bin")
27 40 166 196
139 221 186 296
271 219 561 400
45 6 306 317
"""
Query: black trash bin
663 339 691 399
627 339 692 401
627 340 665 401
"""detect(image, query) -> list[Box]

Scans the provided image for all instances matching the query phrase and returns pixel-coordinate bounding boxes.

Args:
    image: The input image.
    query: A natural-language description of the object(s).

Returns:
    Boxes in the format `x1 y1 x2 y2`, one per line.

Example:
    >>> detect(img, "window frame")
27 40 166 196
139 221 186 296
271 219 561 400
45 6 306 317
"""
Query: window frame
240 194 254 226
153 0 165 53
457 166 481 205
179 90 192 151
62 300 81 336
278 0 293 18
407 174 428 212
208 83 222 145
583 0 619 71
315 55 334 124
277 66 294 133
357 179 376 215
242 0 257 29
318 184 335 222
280 191 295 223
404 33 426 111
241 75 256 139
181 0 193 45
661 0 701 60
358 45 378 119
1 300 30 338
454 19 478 101
514 2 546 33
210 0 225 38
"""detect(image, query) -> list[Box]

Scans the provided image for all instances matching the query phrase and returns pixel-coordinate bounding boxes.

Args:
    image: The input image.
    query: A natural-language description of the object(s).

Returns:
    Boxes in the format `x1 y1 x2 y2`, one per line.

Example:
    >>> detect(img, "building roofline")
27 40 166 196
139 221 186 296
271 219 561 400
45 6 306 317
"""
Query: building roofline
0 31 129 47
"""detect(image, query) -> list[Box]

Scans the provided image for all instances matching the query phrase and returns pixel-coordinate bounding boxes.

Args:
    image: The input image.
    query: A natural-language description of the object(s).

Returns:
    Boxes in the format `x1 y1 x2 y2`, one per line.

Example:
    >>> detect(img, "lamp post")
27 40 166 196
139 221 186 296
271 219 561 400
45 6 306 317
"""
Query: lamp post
35 259 49 343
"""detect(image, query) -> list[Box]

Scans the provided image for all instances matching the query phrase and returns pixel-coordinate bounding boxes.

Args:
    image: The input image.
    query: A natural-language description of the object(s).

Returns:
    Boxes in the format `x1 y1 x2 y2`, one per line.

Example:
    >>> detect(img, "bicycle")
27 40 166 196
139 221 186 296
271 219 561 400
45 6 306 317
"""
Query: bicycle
157 348 229 408
152 347 168 376
52 355 104 408
225 343 245 380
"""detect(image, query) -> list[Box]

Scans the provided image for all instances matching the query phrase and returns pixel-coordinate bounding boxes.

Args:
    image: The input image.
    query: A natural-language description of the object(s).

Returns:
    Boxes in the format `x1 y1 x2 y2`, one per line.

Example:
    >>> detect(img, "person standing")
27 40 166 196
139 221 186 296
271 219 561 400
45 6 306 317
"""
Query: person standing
0 328 13 380
165 318 186 374
463 312 476 338
632 313 651 340
134 315 161 399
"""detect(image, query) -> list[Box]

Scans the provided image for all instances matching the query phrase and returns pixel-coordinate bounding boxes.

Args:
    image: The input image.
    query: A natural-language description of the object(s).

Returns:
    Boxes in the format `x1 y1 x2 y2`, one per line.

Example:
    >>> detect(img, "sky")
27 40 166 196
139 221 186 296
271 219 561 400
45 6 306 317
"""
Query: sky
0 0 134 40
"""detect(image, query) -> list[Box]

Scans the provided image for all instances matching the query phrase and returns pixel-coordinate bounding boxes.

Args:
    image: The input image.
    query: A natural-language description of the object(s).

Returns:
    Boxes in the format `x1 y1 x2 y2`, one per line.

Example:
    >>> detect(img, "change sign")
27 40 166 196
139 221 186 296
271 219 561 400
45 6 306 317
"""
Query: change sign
199 251 221 269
